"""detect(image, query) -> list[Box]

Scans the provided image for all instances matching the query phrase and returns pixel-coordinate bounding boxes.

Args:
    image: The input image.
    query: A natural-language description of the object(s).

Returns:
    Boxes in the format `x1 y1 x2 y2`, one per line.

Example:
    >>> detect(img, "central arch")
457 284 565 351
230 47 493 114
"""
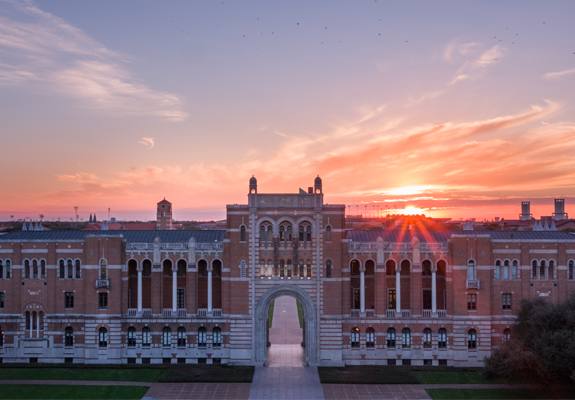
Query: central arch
254 285 317 366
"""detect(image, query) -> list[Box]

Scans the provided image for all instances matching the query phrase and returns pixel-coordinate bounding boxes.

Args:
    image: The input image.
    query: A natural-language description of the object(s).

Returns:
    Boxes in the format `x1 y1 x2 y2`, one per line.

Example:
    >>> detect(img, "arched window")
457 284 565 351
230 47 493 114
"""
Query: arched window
240 225 246 242
24 260 30 279
67 259 73 279
212 259 222 277
142 327 151 347
351 327 360 348
100 259 107 279
5 259 10 279
540 260 546 280
350 260 360 276
549 260 555 280
33 259 38 279
438 328 447 348
512 260 518 280
386 259 396 275
75 260 81 279
386 328 396 348
531 260 537 279
267 260 273 277
59 259 65 279
495 260 501 280
99 327 107 347
287 259 292 278
326 260 332 278
325 225 332 242
25 311 30 331
177 327 186 347
306 225 312 242
503 260 510 280
260 224 266 242
127 327 136 347
503 328 511 343
569 260 574 280
287 225 293 243
177 259 187 277
306 260 312 278
198 327 207 347
65 327 74 347
279 260 285 278
468 329 477 349
402 328 411 348
366 327 375 348
213 327 222 348
260 259 265 278
423 328 432 349
299 259 304 277
422 260 432 276
467 260 475 281
0 260 3 279
299 225 305 241
162 327 171 347
143 260 152 277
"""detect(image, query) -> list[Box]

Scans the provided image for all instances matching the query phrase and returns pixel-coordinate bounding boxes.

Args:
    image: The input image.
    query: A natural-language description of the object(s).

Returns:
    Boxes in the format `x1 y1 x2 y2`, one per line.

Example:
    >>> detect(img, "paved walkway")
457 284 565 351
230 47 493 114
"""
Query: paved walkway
323 384 430 399
268 296 303 345
143 382 252 399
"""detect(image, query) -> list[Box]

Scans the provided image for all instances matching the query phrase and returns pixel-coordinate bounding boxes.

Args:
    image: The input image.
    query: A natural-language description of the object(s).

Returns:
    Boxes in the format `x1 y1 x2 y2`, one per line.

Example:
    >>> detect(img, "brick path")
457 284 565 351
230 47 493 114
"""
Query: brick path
143 382 252 399
322 384 430 400
269 296 303 345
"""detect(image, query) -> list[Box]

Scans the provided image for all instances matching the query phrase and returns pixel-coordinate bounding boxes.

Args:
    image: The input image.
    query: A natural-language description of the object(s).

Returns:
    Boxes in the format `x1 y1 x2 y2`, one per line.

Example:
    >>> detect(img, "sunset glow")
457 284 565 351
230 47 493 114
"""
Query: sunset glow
1 1 575 222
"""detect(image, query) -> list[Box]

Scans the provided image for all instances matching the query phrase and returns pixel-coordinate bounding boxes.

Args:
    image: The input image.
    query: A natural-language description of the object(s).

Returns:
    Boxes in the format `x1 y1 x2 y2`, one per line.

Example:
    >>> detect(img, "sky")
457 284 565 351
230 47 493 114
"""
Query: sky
1 0 575 222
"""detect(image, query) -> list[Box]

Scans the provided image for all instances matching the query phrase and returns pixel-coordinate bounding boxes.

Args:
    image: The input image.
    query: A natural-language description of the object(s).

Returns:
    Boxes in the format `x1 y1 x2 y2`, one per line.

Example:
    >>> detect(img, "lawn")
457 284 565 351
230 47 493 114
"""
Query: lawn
0 367 163 382
413 371 502 384
0 385 148 400
318 366 420 384
159 365 254 383
427 388 575 399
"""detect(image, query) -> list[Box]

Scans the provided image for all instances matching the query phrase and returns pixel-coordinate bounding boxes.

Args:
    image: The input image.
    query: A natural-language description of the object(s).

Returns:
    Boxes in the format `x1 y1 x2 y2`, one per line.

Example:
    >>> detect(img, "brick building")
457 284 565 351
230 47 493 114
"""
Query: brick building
1 177 574 366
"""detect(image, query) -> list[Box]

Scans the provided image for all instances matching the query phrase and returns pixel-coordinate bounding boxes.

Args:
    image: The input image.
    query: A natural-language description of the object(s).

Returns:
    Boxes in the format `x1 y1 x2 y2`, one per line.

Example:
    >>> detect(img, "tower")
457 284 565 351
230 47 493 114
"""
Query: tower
519 201 532 221
157 198 173 230
553 198 568 220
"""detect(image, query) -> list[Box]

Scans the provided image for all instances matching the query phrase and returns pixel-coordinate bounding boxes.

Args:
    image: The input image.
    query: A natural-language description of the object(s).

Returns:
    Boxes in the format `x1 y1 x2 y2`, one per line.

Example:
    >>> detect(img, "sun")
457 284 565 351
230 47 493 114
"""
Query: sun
403 206 426 216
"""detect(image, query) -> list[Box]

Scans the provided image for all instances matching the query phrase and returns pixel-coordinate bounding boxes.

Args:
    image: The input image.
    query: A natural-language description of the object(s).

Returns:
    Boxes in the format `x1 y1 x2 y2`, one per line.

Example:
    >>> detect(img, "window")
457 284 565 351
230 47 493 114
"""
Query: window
100 259 107 279
99 327 107 347
239 260 246 278
549 260 555 280
177 289 185 309
24 260 30 279
502 293 512 310
424 359 433 366
326 260 332 278
213 327 222 347
299 259 304 277
162 327 172 347
298 225 305 241
438 328 447 348
495 260 501 279
75 260 81 279
240 225 246 242
0 260 3 278
351 327 360 348
99 293 108 309
198 327 206 347
177 260 186 277
142 327 151 347
260 259 265 277
540 260 546 280
387 358 396 365
260 225 266 242
503 260 510 280
325 225 332 242
65 327 74 347
569 260 574 280
0 292 4 309
177 327 186 347
287 259 292 278
279 260 285 278
467 294 476 311
468 329 477 349
402 328 411 348
67 259 73 279
503 328 511 342
267 260 273 277
388 290 396 310
5 259 10 279
531 260 537 279
423 328 432 349
467 260 475 281
127 327 136 347
306 260 312 278
512 260 518 280
366 327 375 348
65 292 74 309
306 225 311 242
143 260 152 277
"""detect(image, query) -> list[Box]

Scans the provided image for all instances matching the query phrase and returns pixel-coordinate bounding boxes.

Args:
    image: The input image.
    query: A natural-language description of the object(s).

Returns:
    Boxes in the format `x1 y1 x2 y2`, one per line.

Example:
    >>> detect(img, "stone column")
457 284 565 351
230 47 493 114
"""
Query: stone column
431 268 437 314
207 265 213 313
396 267 401 314
36 314 40 337
360 267 366 313
137 267 143 312
29 314 33 338
172 266 178 313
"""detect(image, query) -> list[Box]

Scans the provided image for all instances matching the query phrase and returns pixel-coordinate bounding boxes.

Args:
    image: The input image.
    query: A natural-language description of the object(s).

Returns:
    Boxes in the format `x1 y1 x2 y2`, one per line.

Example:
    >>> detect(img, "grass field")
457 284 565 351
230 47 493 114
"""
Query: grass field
426 388 575 399
413 371 502 385
0 367 163 382
318 366 420 384
0 385 148 400
159 365 254 383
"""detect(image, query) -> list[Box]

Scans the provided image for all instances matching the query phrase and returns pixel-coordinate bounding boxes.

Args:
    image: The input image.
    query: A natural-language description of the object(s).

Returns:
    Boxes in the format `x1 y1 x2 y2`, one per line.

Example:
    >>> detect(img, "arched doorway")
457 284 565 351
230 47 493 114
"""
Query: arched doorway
254 285 317 366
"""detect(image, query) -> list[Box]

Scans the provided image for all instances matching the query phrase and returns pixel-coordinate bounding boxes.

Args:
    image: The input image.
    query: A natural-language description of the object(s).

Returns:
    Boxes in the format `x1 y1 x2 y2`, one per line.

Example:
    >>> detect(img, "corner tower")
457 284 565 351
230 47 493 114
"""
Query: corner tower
157 198 173 230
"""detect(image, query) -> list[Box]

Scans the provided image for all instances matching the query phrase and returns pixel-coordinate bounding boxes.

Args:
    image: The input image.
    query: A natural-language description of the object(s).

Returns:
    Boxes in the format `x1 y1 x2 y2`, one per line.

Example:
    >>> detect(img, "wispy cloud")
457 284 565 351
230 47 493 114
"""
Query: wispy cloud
138 137 155 150
543 68 575 80
444 41 482 62
0 0 187 121
450 45 504 84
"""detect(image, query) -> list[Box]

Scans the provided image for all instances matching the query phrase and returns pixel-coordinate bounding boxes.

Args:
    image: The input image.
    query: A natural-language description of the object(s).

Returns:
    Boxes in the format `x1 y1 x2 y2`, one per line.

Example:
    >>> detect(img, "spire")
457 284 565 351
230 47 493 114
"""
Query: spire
550 220 557 231
38 221 43 231
544 220 550 231
89 213 93 223
29 222 34 231
94 213 97 222
101 220 108 230
22 221 27 231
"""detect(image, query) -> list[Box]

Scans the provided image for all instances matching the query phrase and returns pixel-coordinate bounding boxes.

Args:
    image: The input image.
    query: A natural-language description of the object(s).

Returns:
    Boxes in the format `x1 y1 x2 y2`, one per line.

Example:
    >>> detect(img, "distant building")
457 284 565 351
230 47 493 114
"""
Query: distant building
156 198 173 230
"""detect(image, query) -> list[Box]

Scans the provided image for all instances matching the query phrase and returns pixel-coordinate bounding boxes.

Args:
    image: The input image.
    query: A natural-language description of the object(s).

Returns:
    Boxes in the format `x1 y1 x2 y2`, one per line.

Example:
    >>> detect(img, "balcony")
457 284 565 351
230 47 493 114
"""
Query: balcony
466 280 480 289
197 309 222 317
437 309 447 318
142 309 152 317
177 309 187 317
95 278 110 289
350 309 360 317
127 308 137 317
401 310 411 318
386 310 396 318
423 309 432 318
365 310 375 318
423 309 448 318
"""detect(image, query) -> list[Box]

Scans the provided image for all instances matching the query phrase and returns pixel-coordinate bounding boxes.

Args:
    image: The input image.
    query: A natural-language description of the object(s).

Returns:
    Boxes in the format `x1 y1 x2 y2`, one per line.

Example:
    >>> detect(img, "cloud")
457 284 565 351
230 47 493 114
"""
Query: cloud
543 68 575 80
0 0 187 121
138 137 155 150
444 41 482 62
450 45 504 84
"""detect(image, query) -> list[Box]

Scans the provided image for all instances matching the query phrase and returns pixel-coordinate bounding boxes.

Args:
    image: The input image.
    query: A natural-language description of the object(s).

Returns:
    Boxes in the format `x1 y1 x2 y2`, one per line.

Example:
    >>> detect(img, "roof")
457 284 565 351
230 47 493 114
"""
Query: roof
157 198 171 204
82 222 157 231
346 229 575 242
0 230 226 242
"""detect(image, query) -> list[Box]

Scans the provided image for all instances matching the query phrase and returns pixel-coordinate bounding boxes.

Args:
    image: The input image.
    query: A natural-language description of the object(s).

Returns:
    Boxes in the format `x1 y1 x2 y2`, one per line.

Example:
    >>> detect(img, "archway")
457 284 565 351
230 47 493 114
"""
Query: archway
254 285 317 366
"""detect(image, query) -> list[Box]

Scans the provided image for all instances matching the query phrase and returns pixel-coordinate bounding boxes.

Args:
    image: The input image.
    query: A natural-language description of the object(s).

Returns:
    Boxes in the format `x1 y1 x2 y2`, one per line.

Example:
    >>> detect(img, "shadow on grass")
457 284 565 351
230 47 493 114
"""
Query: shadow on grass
159 365 255 383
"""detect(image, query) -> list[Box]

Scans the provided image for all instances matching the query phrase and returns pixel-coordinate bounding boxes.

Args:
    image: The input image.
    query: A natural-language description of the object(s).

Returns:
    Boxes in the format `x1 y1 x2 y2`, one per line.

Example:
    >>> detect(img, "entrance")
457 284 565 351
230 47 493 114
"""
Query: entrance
254 285 318 366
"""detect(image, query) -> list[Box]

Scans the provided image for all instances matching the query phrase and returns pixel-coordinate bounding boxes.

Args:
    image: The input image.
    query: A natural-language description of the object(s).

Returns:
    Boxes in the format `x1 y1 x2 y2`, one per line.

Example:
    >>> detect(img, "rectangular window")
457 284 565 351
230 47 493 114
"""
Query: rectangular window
502 293 512 310
387 359 396 366
388 289 396 310
438 359 448 366
65 292 74 309
99 293 108 309
0 292 4 308
177 289 185 309
467 294 476 311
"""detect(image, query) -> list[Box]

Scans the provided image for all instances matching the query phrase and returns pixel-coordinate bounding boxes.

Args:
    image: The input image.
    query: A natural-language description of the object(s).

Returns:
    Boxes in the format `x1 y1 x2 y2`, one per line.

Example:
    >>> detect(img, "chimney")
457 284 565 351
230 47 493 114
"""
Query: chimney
553 198 568 221
519 201 532 221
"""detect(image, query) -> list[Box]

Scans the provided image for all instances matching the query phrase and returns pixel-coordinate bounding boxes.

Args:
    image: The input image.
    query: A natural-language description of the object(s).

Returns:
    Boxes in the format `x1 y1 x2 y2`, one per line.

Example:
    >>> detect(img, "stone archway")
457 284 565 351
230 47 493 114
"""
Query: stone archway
254 285 317 366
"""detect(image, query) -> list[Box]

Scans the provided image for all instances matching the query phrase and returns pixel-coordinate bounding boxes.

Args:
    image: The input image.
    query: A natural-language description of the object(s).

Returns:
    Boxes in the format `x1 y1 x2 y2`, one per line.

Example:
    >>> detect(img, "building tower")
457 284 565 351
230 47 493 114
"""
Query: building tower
519 201 532 221
552 198 568 220
157 198 173 230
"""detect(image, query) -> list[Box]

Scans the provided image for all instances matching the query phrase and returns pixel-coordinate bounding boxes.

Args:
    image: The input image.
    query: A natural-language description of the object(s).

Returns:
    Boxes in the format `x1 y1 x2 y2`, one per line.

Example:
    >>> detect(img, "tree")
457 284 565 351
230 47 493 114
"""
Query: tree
484 294 575 383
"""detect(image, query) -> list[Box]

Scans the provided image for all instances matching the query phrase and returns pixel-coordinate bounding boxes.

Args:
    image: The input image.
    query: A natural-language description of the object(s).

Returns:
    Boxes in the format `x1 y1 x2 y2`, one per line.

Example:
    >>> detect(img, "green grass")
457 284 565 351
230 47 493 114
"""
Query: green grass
413 371 503 385
427 388 575 399
0 385 148 399
268 300 275 328
318 366 420 384
296 300 304 328
159 365 254 383
0 367 163 382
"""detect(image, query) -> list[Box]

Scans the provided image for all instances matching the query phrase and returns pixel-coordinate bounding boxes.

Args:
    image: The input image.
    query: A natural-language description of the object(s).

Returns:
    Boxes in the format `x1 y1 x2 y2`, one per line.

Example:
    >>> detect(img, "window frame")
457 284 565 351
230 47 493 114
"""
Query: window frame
98 327 108 348
98 292 108 310
423 328 432 349
467 294 476 311
142 327 151 347
65 292 74 309
366 328 375 348
162 327 172 347
502 293 512 311
468 329 477 349
402 328 411 349
65 327 74 347
438 328 447 349
213 327 222 348
350 327 360 348
127 327 136 347
177 327 186 347
198 327 207 347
